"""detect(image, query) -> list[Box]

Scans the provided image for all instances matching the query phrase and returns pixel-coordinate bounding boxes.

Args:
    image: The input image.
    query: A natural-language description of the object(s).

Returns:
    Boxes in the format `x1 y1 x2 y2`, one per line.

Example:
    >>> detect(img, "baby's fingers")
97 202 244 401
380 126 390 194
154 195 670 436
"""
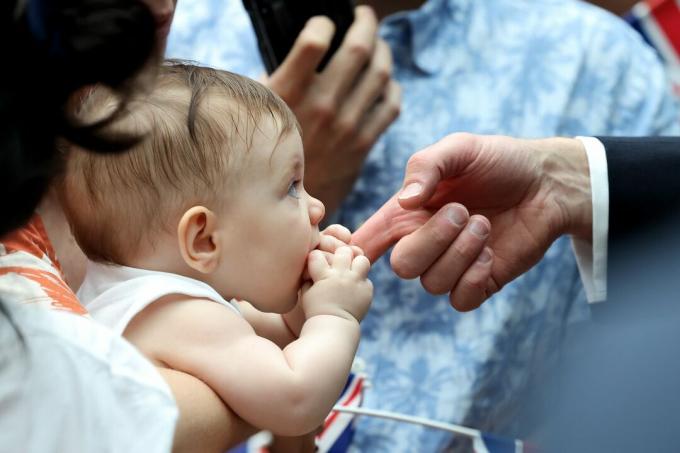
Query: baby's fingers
351 255 371 279
322 224 352 243
332 246 353 270
319 234 347 253
307 250 330 281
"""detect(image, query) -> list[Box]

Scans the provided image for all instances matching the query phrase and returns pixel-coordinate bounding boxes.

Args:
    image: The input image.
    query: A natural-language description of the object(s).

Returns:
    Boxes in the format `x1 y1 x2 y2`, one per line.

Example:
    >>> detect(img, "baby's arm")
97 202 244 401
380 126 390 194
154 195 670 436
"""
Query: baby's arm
235 300 303 348
124 247 372 436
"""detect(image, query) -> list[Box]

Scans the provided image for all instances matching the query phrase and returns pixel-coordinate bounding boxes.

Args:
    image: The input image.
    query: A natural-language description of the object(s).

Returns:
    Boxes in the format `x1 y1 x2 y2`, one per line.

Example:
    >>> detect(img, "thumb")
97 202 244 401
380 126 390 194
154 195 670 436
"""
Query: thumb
351 195 434 263
397 133 478 210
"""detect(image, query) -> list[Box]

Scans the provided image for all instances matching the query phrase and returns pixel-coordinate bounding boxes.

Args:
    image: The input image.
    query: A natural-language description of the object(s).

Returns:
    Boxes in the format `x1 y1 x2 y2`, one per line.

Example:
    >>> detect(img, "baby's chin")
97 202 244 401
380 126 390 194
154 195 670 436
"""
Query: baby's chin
270 289 300 314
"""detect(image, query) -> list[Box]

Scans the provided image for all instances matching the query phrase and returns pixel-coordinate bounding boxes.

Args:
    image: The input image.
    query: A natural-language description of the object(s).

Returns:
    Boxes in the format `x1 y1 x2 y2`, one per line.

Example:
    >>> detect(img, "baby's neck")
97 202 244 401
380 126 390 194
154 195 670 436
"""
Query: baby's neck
125 243 192 278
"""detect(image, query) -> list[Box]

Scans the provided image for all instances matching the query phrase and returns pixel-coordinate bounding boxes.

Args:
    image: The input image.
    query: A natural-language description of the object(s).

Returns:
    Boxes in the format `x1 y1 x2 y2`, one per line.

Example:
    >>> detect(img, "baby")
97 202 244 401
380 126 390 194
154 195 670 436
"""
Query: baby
59 62 372 438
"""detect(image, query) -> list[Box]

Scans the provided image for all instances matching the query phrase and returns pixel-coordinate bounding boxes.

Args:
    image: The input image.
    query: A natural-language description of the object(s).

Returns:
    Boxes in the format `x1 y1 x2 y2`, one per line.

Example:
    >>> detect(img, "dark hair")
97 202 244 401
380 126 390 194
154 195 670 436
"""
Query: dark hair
0 0 158 338
0 0 157 237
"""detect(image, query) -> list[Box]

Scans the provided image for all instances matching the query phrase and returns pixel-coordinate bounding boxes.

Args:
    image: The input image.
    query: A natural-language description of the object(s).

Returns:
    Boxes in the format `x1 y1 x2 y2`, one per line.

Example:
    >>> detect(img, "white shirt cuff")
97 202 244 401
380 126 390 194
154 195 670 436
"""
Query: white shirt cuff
572 136 609 303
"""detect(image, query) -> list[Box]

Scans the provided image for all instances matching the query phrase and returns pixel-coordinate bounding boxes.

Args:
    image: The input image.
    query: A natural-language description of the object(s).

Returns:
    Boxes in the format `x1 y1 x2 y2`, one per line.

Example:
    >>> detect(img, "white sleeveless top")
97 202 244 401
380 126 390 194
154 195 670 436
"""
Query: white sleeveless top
78 261 241 335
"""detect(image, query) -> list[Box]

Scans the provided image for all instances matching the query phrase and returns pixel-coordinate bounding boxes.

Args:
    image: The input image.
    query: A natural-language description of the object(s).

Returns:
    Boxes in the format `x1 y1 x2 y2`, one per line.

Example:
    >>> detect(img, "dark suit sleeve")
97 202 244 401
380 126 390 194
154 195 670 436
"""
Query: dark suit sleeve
597 137 680 240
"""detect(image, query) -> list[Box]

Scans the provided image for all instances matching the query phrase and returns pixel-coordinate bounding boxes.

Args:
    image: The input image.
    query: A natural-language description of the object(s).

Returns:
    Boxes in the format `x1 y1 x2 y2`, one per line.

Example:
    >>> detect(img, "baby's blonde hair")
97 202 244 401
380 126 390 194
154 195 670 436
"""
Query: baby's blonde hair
61 61 300 264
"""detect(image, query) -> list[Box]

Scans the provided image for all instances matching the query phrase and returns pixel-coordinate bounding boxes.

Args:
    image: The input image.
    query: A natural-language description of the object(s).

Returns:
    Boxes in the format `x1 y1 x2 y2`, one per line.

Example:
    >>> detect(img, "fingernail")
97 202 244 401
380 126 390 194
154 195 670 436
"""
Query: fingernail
469 220 489 238
447 205 467 227
477 248 492 263
398 183 422 200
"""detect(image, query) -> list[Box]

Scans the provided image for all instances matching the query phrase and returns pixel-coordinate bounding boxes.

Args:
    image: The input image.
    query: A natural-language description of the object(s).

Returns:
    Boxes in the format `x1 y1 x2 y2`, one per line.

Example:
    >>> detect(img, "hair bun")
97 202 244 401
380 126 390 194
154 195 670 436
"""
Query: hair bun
28 0 156 92
0 0 158 236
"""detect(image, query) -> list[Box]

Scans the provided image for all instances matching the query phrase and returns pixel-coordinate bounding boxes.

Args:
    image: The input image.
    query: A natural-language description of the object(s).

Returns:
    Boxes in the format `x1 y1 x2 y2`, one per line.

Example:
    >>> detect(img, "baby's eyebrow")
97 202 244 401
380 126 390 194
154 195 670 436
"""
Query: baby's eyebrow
277 153 303 185
285 153 303 176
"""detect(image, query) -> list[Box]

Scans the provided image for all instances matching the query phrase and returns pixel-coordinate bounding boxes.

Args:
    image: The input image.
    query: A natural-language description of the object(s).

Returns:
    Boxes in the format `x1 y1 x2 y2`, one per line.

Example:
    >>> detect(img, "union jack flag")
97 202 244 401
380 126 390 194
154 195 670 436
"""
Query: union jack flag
625 0 680 95
316 372 365 453
228 372 365 453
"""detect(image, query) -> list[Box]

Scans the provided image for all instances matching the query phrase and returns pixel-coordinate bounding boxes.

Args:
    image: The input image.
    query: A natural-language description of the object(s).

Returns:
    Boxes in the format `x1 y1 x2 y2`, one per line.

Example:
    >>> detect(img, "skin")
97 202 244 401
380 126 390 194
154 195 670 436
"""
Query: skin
44 3 252 452
42 193 256 453
122 118 372 437
352 133 593 312
265 5 402 214
45 2 416 449
140 0 178 50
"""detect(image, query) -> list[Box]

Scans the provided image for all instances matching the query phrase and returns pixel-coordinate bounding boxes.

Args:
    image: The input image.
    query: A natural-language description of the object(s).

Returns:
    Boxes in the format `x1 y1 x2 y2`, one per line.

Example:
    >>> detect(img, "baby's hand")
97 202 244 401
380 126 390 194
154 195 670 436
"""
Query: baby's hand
318 224 365 259
302 224 365 281
301 246 373 322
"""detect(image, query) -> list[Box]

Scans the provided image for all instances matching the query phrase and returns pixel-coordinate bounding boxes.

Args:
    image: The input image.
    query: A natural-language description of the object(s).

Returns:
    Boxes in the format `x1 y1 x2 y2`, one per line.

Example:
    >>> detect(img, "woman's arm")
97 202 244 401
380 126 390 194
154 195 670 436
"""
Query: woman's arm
159 368 257 453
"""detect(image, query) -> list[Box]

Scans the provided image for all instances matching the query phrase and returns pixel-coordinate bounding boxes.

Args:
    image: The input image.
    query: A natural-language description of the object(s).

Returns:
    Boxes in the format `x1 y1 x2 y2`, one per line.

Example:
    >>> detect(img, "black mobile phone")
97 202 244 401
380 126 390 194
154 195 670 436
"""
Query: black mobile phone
242 0 355 74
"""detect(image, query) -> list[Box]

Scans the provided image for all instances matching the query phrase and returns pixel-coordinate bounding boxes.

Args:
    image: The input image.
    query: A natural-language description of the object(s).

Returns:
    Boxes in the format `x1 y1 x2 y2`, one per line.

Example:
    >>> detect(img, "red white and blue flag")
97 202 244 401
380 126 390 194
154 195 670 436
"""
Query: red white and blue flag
472 432 533 453
228 371 536 453
316 372 365 453
625 0 680 94
227 373 365 453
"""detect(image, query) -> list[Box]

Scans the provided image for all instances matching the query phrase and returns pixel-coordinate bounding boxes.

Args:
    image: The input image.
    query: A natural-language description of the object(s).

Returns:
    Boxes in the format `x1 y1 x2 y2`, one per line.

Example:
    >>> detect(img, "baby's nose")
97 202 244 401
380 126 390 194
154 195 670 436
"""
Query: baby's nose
308 197 325 226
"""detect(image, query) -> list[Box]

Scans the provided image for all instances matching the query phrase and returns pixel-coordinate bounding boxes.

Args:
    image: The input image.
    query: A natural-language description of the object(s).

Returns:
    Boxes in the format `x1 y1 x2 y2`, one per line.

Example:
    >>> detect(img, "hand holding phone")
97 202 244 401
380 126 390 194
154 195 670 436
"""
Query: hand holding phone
243 0 355 74
257 5 402 215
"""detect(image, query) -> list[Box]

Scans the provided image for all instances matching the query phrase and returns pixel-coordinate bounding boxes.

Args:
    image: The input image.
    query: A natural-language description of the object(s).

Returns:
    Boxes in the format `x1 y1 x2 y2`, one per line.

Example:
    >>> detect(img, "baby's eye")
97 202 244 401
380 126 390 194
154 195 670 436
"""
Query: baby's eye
287 180 301 199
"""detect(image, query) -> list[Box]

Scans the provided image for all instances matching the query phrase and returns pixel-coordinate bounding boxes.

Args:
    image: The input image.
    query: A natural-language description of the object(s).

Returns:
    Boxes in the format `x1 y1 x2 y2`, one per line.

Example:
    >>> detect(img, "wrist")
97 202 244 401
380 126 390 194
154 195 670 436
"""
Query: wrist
540 138 593 241
303 306 359 323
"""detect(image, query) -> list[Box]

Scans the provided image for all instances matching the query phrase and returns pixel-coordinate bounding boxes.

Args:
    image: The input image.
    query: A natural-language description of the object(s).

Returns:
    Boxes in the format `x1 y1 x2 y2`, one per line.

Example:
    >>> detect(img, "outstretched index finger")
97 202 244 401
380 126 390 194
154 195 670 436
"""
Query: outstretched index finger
351 195 434 263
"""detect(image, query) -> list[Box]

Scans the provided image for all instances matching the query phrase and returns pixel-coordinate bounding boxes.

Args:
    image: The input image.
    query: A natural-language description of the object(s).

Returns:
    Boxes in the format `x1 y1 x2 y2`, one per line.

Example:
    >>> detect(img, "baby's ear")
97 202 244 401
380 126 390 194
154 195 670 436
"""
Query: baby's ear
177 206 219 274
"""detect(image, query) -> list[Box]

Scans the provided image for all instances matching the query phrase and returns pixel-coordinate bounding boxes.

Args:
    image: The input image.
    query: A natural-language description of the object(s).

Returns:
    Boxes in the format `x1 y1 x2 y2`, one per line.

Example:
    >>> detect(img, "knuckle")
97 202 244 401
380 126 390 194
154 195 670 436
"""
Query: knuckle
451 241 477 262
353 133 375 154
406 152 429 171
461 274 488 292
487 276 502 295
390 254 418 279
444 131 477 149
335 117 359 140
429 223 455 249
346 41 372 61
298 30 331 54
365 279 374 293
387 101 401 121
371 65 391 85
420 274 449 296
311 97 337 123
303 38 330 56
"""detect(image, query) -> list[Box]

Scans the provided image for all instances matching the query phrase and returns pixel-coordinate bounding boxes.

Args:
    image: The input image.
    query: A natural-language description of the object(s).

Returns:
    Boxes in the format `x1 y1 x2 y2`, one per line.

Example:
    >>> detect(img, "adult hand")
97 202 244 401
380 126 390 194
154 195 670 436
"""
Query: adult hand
352 133 592 311
266 6 401 214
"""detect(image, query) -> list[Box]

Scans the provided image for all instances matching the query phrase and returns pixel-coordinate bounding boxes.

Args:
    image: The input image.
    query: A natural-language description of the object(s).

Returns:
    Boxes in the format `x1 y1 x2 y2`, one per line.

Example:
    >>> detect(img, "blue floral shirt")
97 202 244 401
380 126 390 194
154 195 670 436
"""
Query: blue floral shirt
168 0 680 451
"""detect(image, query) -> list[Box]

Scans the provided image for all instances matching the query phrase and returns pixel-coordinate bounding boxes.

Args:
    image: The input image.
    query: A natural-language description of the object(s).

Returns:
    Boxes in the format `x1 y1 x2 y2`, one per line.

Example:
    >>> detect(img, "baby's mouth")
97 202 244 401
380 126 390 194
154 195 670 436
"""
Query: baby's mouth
309 234 321 252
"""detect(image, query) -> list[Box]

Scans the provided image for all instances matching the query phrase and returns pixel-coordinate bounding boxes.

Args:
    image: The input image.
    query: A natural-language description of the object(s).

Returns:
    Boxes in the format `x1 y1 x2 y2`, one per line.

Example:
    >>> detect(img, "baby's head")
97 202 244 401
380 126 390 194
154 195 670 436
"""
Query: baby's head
61 61 325 312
